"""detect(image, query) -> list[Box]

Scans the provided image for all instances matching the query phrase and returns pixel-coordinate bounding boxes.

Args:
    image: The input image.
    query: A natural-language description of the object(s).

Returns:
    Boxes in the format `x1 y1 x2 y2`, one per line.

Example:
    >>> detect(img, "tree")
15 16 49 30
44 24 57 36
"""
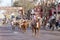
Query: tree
13 0 35 12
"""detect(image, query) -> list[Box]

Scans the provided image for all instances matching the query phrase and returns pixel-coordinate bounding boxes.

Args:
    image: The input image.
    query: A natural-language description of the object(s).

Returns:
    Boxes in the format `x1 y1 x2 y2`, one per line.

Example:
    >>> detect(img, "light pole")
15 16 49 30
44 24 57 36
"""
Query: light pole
11 0 14 6
55 0 59 20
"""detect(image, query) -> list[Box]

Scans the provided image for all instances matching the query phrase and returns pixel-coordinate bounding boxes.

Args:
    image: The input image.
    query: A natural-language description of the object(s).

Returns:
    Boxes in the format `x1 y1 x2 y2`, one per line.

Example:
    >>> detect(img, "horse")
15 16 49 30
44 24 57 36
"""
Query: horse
11 20 20 31
2 19 6 24
20 20 29 32
31 19 40 36
11 19 29 33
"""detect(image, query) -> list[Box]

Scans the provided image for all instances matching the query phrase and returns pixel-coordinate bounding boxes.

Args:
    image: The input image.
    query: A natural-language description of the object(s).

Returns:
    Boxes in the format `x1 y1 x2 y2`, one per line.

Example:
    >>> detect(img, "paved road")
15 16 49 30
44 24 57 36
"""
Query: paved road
0 24 60 40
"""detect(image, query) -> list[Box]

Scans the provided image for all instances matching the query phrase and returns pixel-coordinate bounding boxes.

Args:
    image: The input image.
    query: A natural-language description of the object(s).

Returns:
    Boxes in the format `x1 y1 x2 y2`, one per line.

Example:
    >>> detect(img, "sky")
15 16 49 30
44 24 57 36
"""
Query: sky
0 0 13 7
0 0 13 19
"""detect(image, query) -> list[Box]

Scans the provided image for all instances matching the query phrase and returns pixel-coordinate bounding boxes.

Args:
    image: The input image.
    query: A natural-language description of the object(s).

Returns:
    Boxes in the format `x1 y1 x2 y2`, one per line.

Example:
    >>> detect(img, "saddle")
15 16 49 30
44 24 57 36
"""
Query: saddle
31 21 36 27
12 21 19 26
